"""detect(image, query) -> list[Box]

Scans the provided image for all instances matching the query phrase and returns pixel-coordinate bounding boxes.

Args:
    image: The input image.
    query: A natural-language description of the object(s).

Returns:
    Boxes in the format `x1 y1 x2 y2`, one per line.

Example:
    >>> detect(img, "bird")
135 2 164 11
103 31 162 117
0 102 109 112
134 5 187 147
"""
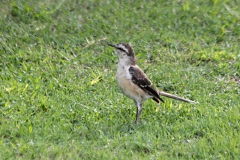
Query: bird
108 43 195 124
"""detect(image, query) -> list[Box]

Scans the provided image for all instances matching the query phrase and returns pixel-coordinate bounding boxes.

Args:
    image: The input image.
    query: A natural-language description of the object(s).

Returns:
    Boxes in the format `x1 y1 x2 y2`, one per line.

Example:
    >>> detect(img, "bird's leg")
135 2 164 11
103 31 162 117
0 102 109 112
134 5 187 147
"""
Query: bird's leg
135 101 142 124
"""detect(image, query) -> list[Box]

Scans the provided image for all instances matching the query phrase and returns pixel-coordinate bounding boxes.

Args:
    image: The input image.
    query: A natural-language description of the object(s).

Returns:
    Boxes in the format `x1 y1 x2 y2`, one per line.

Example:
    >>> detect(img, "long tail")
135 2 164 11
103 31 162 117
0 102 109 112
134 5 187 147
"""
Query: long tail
158 91 196 104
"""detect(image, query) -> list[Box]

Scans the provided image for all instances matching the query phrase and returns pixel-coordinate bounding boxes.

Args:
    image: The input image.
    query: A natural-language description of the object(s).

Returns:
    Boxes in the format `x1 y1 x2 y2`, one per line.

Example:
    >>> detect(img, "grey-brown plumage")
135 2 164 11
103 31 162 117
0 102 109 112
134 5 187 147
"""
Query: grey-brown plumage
108 43 195 124
129 66 164 103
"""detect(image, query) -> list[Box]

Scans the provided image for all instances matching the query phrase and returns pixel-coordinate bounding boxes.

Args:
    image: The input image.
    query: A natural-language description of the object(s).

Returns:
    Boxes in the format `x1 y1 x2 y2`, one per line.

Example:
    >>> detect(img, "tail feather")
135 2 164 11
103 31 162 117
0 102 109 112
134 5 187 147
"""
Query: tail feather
158 91 196 104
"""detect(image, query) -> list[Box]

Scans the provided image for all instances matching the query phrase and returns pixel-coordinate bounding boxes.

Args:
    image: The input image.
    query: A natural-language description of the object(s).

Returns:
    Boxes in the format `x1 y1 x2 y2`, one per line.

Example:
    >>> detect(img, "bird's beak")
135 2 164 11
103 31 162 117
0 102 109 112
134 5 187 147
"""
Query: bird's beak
108 44 116 48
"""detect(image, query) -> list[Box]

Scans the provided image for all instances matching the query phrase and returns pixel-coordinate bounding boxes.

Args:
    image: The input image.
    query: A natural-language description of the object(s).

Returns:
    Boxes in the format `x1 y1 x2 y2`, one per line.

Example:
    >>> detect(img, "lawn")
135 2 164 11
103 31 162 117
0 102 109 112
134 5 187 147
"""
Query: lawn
0 0 239 159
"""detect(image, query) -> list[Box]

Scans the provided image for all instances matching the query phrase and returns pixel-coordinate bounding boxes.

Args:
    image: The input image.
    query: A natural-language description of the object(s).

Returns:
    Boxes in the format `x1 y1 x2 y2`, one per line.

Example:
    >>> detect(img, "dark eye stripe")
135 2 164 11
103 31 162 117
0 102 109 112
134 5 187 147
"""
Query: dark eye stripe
117 47 126 52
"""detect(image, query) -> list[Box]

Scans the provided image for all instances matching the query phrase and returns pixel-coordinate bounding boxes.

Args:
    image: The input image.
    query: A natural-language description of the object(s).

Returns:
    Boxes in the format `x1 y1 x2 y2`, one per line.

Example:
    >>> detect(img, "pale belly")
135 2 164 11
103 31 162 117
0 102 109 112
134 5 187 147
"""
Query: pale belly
116 66 152 103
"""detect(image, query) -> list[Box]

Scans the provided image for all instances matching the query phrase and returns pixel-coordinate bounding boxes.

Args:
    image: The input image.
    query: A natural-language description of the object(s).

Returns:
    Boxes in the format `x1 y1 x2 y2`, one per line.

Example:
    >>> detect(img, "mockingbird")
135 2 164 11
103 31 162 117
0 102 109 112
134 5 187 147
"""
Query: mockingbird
108 43 195 124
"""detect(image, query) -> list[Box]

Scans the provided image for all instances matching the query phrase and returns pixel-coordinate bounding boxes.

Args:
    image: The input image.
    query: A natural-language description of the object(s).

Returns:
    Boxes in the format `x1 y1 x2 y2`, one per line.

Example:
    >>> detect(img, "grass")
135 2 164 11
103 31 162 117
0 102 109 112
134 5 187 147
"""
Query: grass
0 0 239 159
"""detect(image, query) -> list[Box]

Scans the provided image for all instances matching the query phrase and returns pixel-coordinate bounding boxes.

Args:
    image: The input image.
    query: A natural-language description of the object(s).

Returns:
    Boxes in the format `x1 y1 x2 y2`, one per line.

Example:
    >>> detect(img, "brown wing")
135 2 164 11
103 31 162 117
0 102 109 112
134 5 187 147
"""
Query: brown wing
129 66 164 103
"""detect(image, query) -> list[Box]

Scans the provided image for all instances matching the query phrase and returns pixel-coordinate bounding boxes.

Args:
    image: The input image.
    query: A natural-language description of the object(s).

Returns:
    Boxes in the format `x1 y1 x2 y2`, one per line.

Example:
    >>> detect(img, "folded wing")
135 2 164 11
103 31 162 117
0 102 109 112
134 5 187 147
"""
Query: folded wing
129 66 164 103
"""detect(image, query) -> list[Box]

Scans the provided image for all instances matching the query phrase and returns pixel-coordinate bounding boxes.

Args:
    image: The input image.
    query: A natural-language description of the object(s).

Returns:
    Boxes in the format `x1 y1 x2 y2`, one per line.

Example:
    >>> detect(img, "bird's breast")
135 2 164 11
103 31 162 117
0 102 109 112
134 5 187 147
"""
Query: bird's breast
116 65 151 102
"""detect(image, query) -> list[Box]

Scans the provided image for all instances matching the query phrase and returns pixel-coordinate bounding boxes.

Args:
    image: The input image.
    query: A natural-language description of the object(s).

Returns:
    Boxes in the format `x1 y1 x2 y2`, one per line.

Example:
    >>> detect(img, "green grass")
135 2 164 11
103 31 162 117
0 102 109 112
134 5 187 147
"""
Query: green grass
0 0 239 159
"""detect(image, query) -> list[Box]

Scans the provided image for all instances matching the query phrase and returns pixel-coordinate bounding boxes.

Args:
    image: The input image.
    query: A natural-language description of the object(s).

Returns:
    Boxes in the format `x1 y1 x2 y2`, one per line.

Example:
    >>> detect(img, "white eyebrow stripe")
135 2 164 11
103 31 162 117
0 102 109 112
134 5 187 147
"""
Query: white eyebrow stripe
118 44 129 53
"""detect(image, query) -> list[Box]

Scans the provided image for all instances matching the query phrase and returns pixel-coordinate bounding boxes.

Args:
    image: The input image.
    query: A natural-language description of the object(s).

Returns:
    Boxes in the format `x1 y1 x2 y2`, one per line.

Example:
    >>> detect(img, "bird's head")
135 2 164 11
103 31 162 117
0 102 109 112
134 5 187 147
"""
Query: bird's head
108 43 136 65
